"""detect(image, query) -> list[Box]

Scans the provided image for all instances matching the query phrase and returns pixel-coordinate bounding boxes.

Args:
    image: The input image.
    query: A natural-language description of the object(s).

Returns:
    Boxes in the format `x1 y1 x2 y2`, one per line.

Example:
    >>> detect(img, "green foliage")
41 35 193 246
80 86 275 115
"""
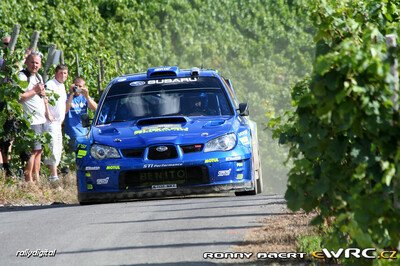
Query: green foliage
297 234 322 254
272 0 400 262
1 0 314 189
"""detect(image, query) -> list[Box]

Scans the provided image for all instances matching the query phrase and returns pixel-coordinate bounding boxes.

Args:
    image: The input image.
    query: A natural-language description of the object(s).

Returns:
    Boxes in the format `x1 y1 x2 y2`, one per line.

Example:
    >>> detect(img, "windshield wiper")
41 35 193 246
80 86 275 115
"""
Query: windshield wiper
109 119 128 123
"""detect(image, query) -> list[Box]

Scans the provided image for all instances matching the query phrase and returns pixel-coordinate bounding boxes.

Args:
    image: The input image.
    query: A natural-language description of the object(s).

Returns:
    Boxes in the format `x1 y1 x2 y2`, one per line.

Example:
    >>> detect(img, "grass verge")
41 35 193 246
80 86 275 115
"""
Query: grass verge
233 209 323 265
0 172 78 206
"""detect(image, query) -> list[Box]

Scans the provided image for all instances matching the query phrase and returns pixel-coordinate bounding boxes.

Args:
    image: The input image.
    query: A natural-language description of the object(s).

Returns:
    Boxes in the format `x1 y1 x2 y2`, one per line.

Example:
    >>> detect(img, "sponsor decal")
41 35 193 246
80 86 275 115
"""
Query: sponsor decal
130 81 145 86
117 78 127 82
236 162 244 167
238 130 248 137
218 169 232 176
239 136 250 146
77 144 87 149
140 170 186 181
226 156 241 161
106 165 120 170
87 184 93 190
85 172 91 177
143 163 183 168
77 150 87 159
85 166 100 171
96 177 110 185
147 77 198 84
154 67 172 71
201 132 209 137
205 158 219 163
134 127 188 135
236 174 243 180
152 184 178 190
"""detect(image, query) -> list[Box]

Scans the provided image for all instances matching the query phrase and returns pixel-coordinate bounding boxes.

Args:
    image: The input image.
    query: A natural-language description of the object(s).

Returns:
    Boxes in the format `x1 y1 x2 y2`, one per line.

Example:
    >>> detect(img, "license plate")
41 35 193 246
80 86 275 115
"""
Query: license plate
152 184 178 190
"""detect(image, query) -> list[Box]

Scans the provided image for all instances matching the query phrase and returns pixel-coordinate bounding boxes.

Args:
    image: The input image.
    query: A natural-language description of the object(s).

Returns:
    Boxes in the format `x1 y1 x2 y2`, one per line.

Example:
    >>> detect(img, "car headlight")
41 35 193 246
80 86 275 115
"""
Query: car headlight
90 144 121 159
204 133 237 152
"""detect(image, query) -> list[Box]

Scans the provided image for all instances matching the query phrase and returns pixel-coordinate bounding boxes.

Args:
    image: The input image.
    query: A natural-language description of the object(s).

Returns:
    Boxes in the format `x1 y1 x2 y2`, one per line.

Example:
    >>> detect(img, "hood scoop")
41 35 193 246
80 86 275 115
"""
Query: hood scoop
98 127 120 135
203 120 226 128
136 117 188 127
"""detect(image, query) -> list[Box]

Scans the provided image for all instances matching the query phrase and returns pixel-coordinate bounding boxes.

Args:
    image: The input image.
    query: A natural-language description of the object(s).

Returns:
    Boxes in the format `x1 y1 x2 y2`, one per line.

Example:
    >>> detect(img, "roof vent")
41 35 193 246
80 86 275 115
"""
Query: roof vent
147 66 179 78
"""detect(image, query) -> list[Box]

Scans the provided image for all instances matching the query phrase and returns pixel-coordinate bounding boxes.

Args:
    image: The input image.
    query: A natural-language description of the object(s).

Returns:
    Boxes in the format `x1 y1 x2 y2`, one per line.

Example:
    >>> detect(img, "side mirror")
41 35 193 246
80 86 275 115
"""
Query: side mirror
238 103 249 116
81 113 91 128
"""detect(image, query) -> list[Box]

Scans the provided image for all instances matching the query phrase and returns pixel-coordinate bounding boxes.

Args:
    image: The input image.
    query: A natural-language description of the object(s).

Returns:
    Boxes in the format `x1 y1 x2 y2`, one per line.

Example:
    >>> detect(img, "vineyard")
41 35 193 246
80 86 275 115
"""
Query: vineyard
271 1 400 264
1 0 400 264
0 0 314 192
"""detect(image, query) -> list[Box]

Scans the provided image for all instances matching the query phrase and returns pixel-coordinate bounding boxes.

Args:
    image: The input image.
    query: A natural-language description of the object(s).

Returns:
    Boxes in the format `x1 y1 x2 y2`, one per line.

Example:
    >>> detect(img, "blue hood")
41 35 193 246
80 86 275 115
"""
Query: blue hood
91 116 238 148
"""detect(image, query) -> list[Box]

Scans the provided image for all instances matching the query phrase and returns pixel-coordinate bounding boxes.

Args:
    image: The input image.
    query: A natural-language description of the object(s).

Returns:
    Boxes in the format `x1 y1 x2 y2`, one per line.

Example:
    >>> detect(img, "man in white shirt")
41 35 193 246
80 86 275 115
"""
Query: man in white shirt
44 64 68 181
18 52 48 182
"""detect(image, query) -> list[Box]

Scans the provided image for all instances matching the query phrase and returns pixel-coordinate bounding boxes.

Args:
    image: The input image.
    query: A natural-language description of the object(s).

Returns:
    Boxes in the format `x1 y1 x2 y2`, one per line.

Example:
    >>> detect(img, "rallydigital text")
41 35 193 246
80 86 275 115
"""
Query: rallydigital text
16 249 57 258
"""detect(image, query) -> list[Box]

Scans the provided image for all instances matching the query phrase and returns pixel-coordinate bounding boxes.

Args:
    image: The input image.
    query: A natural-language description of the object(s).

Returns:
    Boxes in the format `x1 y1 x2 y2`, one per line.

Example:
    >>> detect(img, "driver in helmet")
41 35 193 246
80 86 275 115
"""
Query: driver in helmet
188 93 208 115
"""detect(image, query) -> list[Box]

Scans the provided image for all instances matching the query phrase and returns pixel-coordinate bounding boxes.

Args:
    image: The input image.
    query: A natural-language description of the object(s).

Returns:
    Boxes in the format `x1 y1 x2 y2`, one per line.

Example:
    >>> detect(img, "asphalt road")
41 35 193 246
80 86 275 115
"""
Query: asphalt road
0 194 286 265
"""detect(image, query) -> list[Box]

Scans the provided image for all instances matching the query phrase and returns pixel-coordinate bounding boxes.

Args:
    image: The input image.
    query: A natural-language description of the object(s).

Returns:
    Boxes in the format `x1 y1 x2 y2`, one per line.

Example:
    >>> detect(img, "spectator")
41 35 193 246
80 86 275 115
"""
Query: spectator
18 52 48 182
0 35 10 68
0 35 11 175
1 35 10 49
44 64 68 182
64 77 97 149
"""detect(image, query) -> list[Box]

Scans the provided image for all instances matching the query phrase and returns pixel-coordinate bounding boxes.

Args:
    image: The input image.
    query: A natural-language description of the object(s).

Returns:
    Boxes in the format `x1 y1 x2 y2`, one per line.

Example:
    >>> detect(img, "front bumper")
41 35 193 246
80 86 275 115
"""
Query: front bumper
77 153 253 198
78 181 253 203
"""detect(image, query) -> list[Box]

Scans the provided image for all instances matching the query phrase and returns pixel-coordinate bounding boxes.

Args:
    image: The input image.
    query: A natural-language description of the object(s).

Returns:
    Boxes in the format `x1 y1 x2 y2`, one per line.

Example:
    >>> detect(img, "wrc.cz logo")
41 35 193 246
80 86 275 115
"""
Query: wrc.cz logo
312 248 398 260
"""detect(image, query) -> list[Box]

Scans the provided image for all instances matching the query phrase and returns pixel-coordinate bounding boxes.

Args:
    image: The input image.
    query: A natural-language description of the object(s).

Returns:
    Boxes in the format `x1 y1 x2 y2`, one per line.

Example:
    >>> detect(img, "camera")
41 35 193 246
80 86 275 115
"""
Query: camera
73 86 82 93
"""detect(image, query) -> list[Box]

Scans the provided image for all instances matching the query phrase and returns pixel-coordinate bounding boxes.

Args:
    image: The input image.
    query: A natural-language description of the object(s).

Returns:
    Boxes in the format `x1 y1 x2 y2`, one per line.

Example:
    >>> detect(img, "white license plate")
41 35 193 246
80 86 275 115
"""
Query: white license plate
152 184 177 190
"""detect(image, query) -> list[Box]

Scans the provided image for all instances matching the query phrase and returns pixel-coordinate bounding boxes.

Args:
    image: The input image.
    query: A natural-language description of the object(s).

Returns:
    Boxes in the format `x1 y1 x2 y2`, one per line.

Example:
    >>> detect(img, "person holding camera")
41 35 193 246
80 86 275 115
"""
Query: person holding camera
64 77 97 150
18 52 48 182
44 64 68 182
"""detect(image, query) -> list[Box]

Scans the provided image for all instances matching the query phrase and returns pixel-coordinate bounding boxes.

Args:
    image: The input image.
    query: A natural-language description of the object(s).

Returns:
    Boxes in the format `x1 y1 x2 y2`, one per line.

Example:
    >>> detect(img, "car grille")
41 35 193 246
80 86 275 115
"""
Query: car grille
148 145 178 160
180 144 203 153
121 148 144 158
119 166 209 189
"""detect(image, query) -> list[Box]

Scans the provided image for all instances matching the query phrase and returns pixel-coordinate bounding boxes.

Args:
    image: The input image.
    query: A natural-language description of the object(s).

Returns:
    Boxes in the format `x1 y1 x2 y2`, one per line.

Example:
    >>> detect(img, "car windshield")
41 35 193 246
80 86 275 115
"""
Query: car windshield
96 77 233 125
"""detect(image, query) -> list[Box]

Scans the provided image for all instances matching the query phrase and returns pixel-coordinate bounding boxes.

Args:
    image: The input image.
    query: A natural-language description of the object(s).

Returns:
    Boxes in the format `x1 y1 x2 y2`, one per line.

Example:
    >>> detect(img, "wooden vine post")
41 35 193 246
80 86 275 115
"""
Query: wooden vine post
97 58 104 95
43 44 56 82
8 24 20 54
75 53 80 78
386 34 399 210
29 30 40 51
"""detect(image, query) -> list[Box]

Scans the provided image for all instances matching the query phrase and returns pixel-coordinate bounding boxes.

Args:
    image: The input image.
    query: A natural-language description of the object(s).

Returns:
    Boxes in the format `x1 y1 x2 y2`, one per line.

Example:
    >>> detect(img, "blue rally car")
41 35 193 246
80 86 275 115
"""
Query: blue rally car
76 66 263 204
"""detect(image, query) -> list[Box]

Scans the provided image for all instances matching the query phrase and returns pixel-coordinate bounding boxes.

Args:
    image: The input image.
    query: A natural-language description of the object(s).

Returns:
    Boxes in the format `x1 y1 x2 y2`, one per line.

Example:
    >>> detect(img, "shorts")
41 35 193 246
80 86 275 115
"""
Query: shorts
0 140 11 153
31 123 46 150
0 119 16 153
44 122 63 166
